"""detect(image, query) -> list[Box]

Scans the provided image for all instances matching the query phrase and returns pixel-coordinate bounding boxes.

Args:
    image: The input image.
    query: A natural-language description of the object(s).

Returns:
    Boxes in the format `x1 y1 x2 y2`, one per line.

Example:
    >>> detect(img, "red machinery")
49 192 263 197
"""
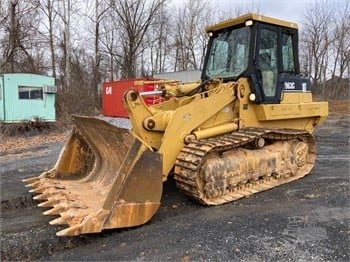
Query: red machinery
102 78 162 118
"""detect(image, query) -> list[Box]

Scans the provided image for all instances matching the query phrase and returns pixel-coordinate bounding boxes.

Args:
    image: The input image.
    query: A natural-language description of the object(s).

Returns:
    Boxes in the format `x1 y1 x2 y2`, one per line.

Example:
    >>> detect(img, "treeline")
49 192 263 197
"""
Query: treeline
0 0 348 116
300 1 349 99
0 0 236 87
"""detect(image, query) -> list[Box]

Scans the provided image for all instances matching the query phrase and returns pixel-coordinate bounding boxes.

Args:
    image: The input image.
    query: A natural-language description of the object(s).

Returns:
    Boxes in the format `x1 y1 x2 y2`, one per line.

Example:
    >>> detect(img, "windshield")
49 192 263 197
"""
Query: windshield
205 26 250 79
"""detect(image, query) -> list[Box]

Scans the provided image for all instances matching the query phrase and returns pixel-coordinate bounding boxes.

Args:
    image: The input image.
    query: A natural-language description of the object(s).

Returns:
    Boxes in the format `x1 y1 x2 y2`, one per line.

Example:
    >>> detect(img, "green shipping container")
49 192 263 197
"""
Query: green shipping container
0 73 56 123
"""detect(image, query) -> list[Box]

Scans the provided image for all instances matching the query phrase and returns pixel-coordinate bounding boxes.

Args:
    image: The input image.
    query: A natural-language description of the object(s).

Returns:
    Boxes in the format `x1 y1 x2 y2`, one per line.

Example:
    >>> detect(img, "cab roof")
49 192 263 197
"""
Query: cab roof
205 13 298 32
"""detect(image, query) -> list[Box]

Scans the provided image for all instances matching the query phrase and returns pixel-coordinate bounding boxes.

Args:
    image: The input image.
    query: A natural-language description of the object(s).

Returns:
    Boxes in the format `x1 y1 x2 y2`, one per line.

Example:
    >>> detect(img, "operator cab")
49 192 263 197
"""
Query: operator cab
202 13 311 104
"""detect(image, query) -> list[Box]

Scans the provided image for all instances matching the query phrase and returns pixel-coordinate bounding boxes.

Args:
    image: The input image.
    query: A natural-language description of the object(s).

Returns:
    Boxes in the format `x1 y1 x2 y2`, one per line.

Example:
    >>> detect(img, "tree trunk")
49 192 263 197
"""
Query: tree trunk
8 1 18 72
48 0 56 78
63 0 70 88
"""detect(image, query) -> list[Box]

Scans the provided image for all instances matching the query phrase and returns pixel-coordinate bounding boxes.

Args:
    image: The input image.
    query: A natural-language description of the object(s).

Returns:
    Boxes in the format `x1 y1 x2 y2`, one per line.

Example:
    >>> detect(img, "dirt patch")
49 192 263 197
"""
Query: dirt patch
328 100 350 117
0 131 68 155
0 145 55 163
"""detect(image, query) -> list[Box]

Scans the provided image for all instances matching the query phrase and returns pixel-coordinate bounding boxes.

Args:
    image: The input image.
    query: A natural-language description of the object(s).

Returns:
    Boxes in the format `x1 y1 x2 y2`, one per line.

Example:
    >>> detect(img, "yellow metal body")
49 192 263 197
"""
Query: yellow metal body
205 13 298 32
24 13 328 237
125 77 328 179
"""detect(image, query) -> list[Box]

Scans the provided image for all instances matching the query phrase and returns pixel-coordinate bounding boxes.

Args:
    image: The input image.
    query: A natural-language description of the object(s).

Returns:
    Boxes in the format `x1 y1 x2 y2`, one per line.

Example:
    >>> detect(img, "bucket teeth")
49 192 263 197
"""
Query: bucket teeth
38 199 59 208
22 176 40 183
43 205 67 216
33 192 52 200
29 186 49 194
56 224 82 237
22 117 164 237
25 181 41 188
49 216 70 226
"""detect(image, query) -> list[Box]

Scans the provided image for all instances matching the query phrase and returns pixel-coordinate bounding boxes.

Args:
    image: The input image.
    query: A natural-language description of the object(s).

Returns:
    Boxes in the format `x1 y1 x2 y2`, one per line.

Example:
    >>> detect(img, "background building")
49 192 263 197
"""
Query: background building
153 70 202 82
0 73 56 123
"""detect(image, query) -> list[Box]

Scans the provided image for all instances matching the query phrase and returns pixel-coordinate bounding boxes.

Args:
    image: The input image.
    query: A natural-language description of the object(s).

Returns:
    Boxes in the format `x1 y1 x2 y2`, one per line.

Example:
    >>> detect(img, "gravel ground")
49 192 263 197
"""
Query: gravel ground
0 116 349 261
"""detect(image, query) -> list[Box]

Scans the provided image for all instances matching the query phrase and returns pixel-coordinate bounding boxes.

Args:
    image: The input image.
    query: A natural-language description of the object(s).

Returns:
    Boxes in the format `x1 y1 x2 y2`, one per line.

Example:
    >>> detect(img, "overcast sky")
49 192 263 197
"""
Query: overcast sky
210 0 345 24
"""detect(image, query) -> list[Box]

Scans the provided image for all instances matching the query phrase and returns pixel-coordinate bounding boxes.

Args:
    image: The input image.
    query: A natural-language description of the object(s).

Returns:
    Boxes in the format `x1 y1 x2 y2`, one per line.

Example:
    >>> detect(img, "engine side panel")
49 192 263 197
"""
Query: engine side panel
237 78 328 133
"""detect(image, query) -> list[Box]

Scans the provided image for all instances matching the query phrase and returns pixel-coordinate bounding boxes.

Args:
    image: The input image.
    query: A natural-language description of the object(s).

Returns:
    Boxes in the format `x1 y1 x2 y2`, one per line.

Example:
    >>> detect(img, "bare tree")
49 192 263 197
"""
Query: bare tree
51 0 72 87
300 1 334 89
85 0 110 99
99 7 121 80
110 0 165 78
0 0 44 73
300 0 350 99
62 0 70 87
145 1 170 74
219 0 263 19
329 2 350 98
173 0 210 71
332 3 350 79
39 0 57 78
7 0 19 72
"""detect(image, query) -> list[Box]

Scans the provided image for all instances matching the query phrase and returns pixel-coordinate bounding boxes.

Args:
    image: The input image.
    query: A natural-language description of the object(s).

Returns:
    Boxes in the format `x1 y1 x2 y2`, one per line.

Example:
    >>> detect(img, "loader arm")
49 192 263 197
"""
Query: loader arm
124 82 237 177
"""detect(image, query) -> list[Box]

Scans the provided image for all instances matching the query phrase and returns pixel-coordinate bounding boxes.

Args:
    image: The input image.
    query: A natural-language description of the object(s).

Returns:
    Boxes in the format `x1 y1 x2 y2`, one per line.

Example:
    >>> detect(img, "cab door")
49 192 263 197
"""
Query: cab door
255 24 281 103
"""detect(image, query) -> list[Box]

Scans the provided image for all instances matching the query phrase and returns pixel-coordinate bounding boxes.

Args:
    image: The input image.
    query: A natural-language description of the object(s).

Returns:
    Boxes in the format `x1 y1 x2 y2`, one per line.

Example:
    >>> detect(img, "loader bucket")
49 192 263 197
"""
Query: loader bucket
23 116 163 236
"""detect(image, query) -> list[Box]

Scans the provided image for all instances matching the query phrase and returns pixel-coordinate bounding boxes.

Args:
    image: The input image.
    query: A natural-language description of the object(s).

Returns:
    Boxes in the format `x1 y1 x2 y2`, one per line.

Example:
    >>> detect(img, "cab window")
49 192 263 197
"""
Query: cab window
258 28 278 97
206 27 250 79
282 33 295 72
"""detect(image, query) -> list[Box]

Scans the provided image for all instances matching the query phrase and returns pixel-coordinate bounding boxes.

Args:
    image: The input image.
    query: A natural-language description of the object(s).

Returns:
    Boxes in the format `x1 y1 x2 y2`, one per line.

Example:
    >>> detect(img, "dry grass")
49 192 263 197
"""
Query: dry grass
0 129 69 153
1 121 52 136
0 120 71 153
328 100 350 118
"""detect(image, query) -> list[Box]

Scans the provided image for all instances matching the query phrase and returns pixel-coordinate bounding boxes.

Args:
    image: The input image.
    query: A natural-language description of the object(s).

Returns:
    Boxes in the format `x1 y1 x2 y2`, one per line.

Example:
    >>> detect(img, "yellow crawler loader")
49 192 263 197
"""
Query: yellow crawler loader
24 13 328 236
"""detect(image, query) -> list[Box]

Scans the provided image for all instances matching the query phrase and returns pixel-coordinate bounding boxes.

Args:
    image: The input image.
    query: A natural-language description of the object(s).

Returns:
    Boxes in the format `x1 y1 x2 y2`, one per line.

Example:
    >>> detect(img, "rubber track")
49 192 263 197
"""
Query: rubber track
174 128 315 205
